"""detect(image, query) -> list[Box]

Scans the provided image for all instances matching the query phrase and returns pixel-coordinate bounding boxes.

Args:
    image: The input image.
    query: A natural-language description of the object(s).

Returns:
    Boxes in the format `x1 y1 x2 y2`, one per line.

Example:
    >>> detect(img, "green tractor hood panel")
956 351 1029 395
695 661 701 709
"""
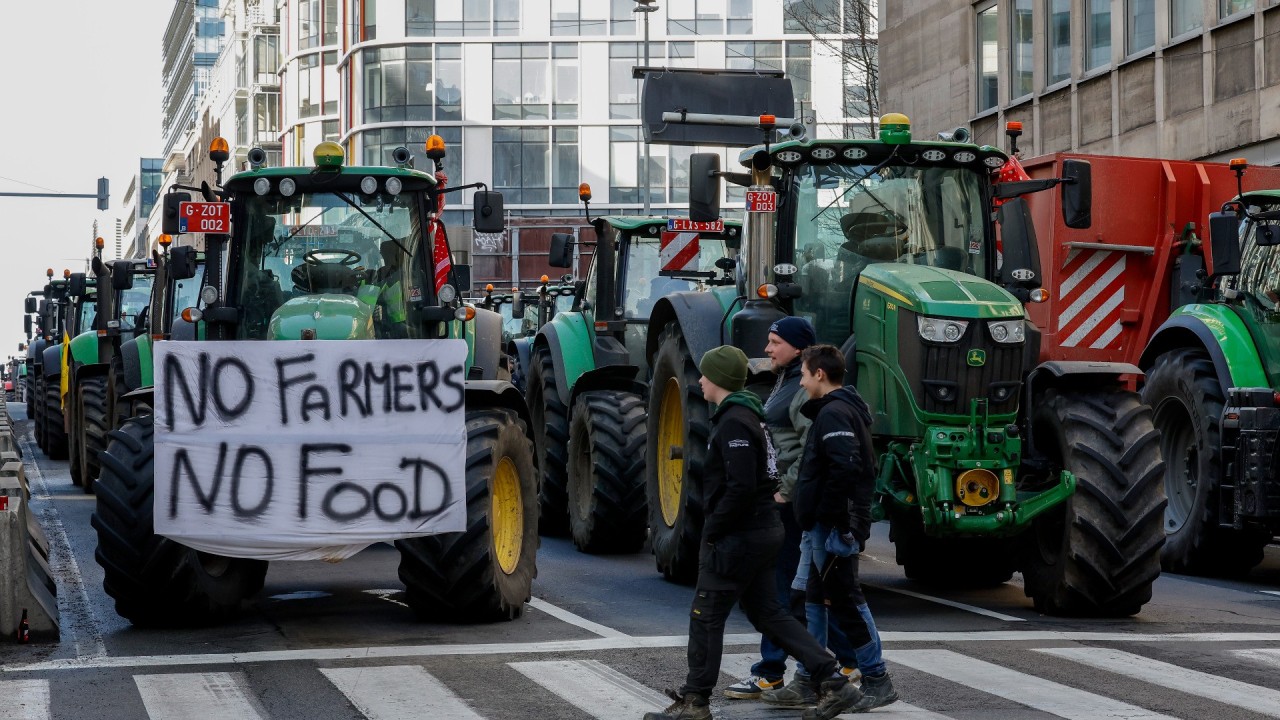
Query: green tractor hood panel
269 295 375 341
859 264 1024 320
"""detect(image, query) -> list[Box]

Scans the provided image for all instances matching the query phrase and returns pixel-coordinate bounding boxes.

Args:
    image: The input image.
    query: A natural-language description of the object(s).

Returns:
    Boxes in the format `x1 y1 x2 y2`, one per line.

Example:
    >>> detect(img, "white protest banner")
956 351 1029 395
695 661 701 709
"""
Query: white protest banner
154 339 468 561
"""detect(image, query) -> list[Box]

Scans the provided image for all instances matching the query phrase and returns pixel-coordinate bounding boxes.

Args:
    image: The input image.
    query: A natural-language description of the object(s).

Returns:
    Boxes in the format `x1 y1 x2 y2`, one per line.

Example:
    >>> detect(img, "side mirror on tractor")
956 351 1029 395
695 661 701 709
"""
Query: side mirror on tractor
67 273 87 298
24 316 31 337
1208 211 1242 277
162 191 192 236
169 246 199 281
473 191 506 234
548 233 574 269
24 297 37 314
998 198 1043 291
111 261 135 290
689 153 723 223
1060 159 1092 229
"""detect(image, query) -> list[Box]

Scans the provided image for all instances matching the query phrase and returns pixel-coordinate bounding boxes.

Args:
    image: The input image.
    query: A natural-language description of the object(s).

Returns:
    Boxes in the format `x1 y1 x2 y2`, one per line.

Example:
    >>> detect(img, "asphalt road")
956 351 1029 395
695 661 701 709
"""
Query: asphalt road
4 401 1280 720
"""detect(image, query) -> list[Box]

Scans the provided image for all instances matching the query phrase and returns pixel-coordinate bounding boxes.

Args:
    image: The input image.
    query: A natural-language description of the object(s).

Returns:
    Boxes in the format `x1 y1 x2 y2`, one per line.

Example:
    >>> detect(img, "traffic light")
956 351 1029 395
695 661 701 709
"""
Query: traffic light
96 177 109 210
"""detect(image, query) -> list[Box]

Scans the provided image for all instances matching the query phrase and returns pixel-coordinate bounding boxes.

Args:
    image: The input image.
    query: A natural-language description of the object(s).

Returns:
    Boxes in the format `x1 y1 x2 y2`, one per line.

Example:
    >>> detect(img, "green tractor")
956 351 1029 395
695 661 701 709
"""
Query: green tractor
524 194 739 553
645 113 1165 615
91 138 538 626
1140 163 1280 575
62 253 157 491
34 269 72 461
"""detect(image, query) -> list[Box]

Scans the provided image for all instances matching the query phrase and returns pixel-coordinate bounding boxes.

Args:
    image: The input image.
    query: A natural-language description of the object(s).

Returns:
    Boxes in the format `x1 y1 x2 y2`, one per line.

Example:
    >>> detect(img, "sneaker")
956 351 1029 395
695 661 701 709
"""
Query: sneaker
761 677 817 707
723 675 782 699
840 665 863 684
644 690 712 720
850 673 898 712
801 677 864 720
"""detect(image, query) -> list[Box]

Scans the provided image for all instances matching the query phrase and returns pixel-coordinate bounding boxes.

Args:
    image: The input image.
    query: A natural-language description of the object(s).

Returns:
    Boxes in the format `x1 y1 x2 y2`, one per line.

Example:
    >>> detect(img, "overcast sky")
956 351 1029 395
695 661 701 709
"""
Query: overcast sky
0 0 171 362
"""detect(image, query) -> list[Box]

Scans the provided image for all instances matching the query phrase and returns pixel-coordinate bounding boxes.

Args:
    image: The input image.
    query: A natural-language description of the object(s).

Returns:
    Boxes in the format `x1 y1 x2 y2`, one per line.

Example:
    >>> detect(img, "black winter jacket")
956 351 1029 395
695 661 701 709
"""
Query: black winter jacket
792 386 877 547
700 391 779 542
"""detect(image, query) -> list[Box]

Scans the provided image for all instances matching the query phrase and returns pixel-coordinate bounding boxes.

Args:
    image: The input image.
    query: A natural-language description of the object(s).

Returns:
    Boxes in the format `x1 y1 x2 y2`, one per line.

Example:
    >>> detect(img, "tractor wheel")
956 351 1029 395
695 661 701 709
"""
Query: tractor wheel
528 344 571 536
567 390 648 554
91 416 267 626
43 377 68 460
397 408 538 621
888 507 1015 587
80 375 109 493
68 383 84 487
1020 389 1166 617
646 323 709 584
107 353 132 432
32 375 46 452
1142 349 1269 575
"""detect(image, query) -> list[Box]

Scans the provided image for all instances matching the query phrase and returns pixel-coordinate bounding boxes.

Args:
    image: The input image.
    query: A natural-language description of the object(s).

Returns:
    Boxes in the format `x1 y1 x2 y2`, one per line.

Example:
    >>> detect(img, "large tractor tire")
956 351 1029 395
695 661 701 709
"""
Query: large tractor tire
43 377 68 460
32 375 46 452
91 416 268 626
79 375 109 493
68 383 84 488
1142 349 1269 575
888 507 1015 588
567 390 648 554
397 408 539 622
646 323 709 584
527 344 571 536
106 353 132 433
1021 389 1166 616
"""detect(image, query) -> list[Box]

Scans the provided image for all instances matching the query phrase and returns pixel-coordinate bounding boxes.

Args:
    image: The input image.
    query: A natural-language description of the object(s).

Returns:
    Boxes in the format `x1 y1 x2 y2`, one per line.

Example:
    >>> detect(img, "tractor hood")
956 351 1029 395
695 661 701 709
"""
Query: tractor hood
268 295 375 340
858 264 1024 320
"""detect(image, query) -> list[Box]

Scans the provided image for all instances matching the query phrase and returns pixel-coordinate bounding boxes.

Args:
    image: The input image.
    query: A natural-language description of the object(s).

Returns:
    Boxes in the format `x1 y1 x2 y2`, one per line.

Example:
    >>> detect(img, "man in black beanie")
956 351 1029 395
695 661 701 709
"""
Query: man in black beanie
646 345 863 720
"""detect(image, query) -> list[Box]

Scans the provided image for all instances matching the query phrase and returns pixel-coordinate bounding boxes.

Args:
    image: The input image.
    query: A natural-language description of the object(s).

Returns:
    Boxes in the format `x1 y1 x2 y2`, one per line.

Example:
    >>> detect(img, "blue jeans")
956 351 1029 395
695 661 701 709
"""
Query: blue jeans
805 523 887 678
793 529 857 678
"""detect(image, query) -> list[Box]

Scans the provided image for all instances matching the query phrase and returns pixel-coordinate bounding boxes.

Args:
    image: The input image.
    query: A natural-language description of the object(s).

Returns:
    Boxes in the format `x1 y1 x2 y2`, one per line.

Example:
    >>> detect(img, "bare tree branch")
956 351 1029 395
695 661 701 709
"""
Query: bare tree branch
781 0 880 138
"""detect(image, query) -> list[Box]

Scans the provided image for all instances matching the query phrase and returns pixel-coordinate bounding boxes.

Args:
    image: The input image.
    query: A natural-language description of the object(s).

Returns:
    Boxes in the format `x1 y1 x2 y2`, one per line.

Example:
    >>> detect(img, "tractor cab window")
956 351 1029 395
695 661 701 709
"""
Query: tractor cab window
790 161 989 343
118 275 154 330
621 233 728 319
1226 207 1280 315
236 191 425 339
77 297 97 334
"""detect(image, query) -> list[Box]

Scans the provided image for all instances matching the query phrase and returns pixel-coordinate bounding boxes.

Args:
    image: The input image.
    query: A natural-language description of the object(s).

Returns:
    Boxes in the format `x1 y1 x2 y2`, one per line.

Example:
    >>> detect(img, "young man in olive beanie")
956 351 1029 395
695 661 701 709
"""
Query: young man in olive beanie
646 345 863 720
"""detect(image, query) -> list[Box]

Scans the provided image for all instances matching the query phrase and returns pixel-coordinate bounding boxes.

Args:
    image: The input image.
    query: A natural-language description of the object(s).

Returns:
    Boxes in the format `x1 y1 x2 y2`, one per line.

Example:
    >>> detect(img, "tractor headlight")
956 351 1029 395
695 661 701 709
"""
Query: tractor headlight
988 319 1025 344
917 316 968 343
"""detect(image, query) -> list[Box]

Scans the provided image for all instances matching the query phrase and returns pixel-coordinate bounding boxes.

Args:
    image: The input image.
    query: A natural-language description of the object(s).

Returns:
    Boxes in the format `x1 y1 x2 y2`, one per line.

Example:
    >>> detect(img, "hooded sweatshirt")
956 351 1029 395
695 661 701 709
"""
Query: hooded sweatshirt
792 386 877 548
700 390 780 542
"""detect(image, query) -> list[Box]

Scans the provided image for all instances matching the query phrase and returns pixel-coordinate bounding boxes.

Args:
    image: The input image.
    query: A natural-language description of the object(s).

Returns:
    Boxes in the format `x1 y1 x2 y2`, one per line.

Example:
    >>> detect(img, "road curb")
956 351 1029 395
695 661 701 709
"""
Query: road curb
0 395 59 641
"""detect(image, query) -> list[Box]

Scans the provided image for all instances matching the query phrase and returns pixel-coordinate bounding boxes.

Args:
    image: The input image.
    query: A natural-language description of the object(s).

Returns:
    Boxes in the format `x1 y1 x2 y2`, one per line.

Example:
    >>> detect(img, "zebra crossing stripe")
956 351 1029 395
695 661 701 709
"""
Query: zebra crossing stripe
720 654 950 718
1037 647 1280 718
1235 648 1280 670
133 672 266 720
321 665 484 720
0 679 49 720
886 649 1176 719
510 659 668 718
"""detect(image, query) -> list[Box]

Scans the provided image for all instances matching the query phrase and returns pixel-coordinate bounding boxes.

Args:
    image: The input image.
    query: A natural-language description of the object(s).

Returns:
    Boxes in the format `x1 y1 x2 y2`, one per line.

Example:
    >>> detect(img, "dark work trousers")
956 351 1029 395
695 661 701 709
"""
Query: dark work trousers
751 505 805 680
807 537 888 678
681 523 838 699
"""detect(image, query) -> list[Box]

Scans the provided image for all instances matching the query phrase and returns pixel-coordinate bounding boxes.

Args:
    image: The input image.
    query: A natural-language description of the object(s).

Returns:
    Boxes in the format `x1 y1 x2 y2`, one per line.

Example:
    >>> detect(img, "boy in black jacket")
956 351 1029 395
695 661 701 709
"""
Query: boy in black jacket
792 344 897 718
645 345 863 720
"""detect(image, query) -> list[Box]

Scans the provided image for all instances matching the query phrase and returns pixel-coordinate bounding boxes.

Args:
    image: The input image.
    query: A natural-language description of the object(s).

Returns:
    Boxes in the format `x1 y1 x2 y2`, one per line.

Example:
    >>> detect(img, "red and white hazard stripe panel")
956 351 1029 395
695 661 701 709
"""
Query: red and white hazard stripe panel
660 231 700 272
1057 249 1126 350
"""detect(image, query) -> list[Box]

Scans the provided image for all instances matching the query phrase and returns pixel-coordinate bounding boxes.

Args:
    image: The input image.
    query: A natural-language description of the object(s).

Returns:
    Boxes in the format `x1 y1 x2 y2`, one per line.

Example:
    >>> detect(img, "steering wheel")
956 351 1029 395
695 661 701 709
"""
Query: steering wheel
304 248 361 267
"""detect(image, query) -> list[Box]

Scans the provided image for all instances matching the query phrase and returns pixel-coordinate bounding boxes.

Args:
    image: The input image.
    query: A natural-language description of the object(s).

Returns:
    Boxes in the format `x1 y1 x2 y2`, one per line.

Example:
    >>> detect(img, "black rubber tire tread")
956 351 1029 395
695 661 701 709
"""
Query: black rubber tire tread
645 323 710 584
1020 389 1166 617
91 416 268 627
80 375 109 493
397 408 539 622
69 381 84 488
107 353 132 433
888 507 1015 587
1142 349 1269 575
567 390 648 554
33 374 46 452
44 377 68 460
528 343 571 536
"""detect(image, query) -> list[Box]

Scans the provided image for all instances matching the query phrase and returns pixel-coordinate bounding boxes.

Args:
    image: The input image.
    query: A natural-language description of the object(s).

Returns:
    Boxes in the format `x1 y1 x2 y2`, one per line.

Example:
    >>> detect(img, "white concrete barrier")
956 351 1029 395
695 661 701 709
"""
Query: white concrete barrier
0 396 58 641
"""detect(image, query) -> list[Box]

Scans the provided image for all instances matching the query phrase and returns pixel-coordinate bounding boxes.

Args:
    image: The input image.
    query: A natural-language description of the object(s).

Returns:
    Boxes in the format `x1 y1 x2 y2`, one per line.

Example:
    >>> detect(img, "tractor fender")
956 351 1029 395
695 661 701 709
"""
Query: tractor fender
468 307 504 381
1027 360 1144 399
645 291 735 368
71 360 108 390
42 344 63 379
510 336 533 386
121 337 147 392
67 331 100 367
465 379 534 440
120 387 154 408
567 365 645 410
535 314 595 408
1138 311 1268 393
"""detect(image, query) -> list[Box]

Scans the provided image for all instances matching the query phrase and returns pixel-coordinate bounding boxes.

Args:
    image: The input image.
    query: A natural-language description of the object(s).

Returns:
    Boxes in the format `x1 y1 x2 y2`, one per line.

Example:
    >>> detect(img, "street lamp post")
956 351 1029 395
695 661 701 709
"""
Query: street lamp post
635 0 658 216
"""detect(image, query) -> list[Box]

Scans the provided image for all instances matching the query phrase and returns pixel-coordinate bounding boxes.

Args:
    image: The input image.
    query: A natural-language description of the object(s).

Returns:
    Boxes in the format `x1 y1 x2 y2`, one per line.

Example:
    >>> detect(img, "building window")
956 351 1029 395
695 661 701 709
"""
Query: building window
299 54 321 118
610 43 643 119
407 0 512 37
323 119 341 142
493 44 578 120
610 126 641 204
323 51 339 115
299 0 320 50
365 0 377 40
323 0 339 45
551 0 607 36
1086 0 1111 70
1171 0 1202 37
362 126 461 182
254 33 280 83
1128 0 1155 55
667 0 752 35
784 0 839 34
610 0 636 34
363 45 462 123
977 3 998 112
552 128 580 204
788 42 812 118
726 40 782 72
254 92 280 144
494 127 550 204
1011 0 1033 99
1220 0 1255 18
1047 0 1071 85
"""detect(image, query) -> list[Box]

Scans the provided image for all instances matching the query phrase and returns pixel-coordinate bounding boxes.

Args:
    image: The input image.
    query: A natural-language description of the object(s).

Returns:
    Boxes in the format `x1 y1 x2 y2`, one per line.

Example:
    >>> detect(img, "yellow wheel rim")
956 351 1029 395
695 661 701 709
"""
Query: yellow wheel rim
491 456 523 575
657 377 685 528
